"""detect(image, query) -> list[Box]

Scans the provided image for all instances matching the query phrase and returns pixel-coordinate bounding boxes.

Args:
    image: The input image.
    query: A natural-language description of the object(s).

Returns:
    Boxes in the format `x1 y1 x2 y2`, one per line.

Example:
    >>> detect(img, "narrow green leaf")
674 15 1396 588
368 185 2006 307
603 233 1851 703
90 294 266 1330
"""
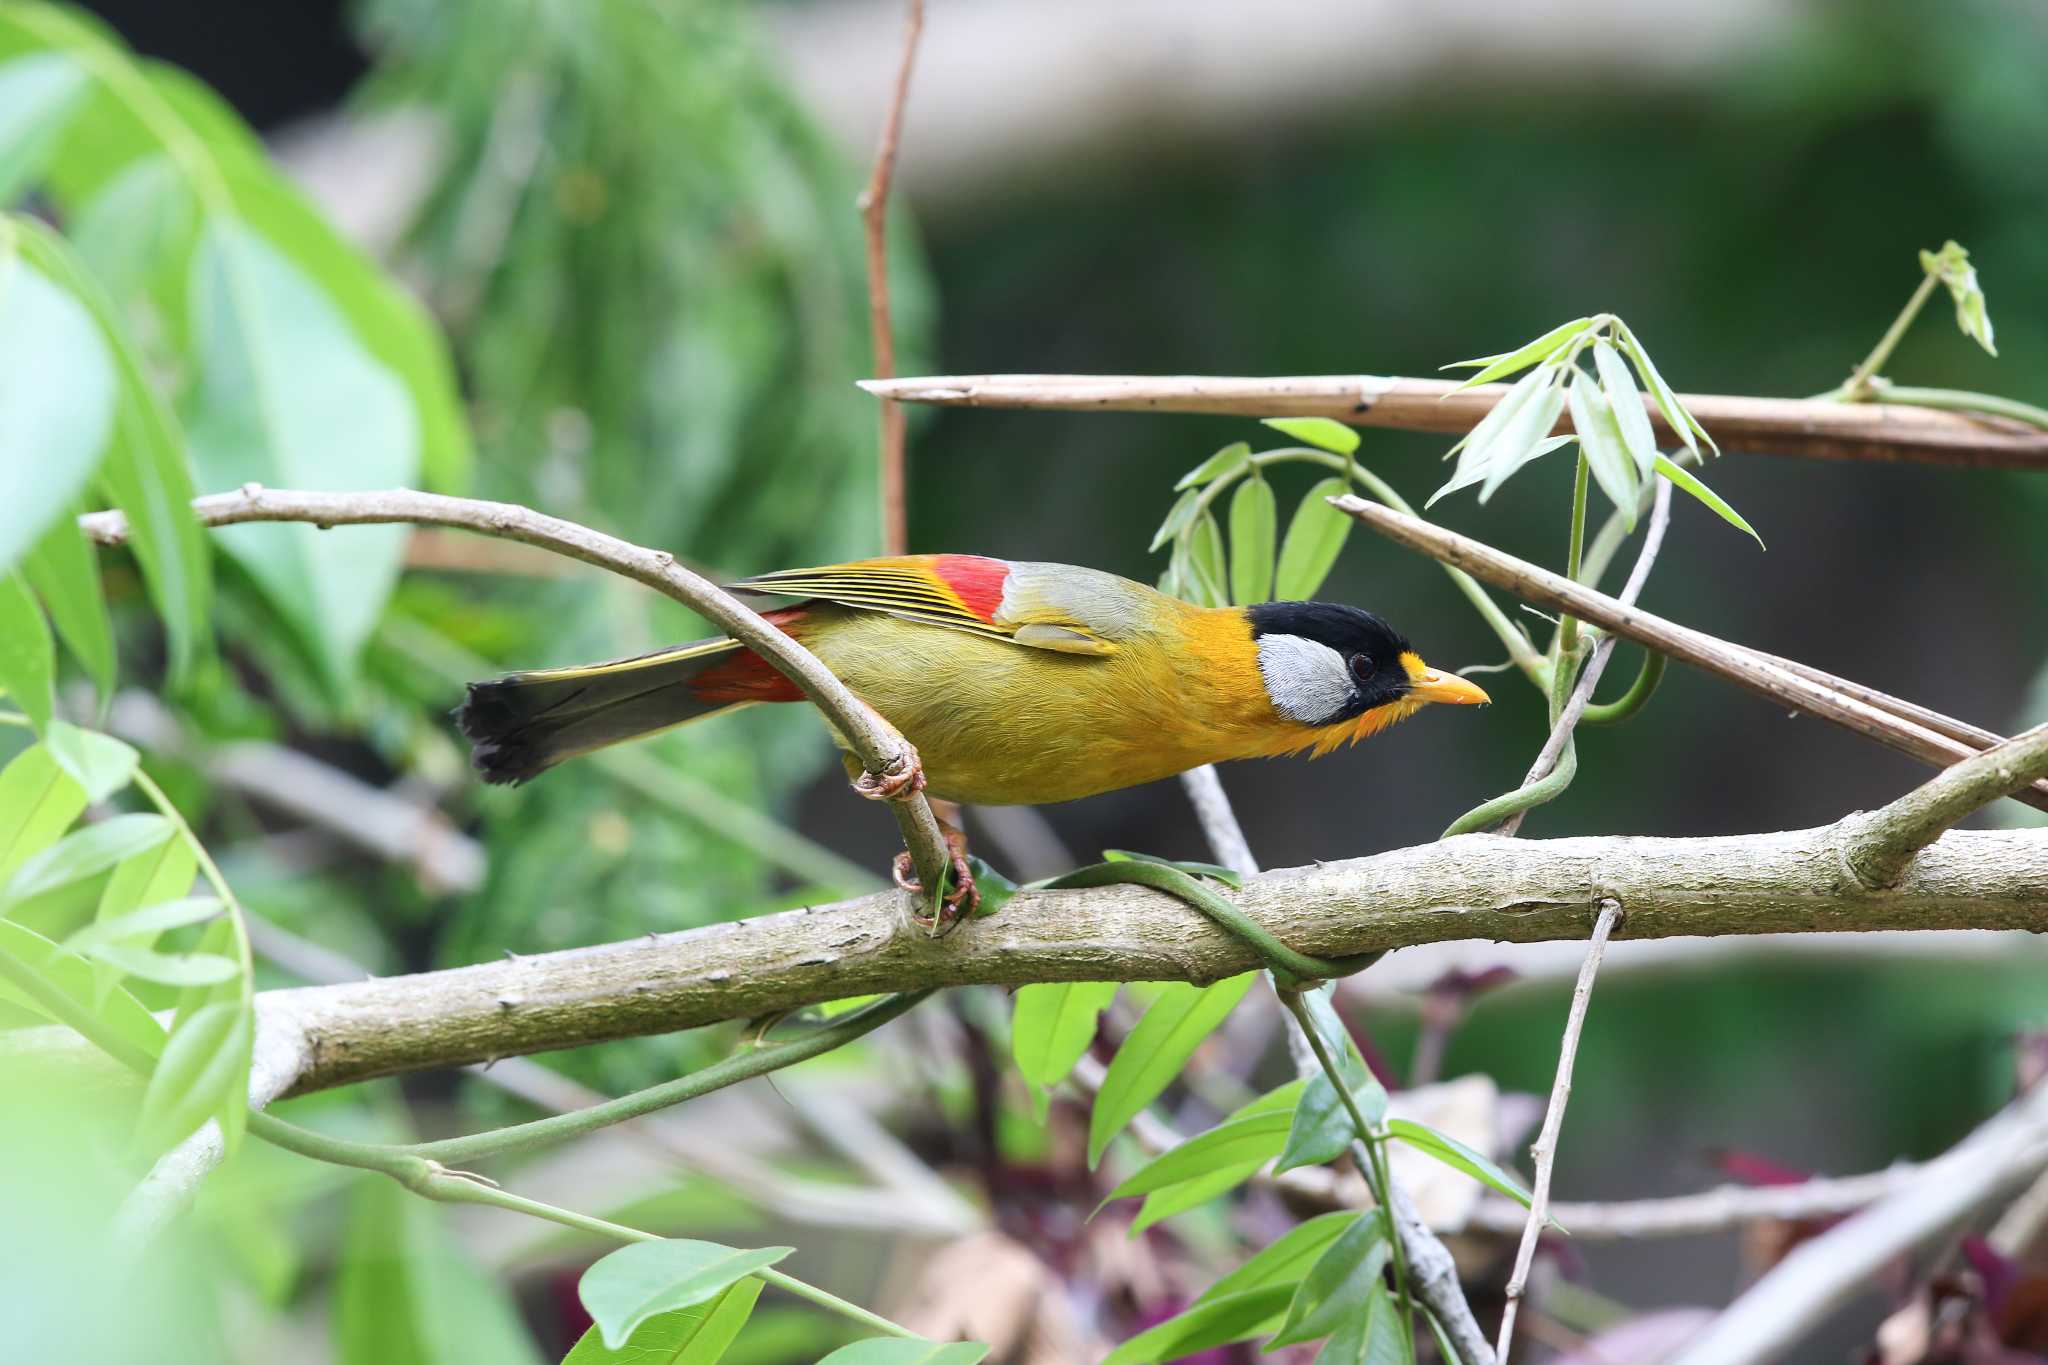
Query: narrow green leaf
1107 1110 1293 1201
84 942 236 986
67 895 219 952
1101 848 1243 889
816 1340 990 1365
1653 454 1763 548
134 998 252 1155
561 1278 763 1365
1176 440 1253 490
0 917 164 1058
1150 487 1202 553
1185 512 1228 608
0 572 54 732
1477 379 1570 503
11 217 212 678
1 812 172 910
1316 1281 1406 1365
0 236 118 581
0 51 89 201
580 1239 794 1350
1591 338 1658 478
1268 1212 1392 1348
1277 1072 1373 1174
1132 1157 1269 1233
1012 979 1118 1096
0 742 86 884
1272 479 1352 600
22 516 114 706
1195 1211 1363 1307
1567 370 1638 529
1442 364 1546 464
1616 321 1717 455
1088 972 1256 1167
1261 417 1359 456
1100 1285 1294 1365
84 828 193 1006
1228 475 1278 605
1424 1304 1465 1365
43 720 137 804
962 855 1018 918
1441 316 1596 391
1386 1118 1537 1209
1921 240 1996 357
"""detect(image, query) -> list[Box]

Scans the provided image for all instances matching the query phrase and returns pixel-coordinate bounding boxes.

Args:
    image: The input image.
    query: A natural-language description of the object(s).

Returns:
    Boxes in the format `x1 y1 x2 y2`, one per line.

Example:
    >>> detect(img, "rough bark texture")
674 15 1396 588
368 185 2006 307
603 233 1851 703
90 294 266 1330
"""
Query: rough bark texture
260 824 2048 1096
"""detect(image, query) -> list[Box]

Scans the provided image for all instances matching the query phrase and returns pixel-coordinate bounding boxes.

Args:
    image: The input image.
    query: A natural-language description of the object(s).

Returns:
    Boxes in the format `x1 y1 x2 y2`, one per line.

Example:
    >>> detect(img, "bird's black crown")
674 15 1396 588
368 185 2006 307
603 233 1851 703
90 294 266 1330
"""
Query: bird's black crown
1247 600 1415 720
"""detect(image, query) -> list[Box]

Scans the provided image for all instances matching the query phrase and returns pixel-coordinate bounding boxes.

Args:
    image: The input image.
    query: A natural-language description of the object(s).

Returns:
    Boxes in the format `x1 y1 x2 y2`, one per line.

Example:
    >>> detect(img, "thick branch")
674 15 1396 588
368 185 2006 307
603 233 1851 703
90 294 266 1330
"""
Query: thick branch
77 485 954 900
1331 496 2048 815
185 823 2048 1096
861 374 2048 469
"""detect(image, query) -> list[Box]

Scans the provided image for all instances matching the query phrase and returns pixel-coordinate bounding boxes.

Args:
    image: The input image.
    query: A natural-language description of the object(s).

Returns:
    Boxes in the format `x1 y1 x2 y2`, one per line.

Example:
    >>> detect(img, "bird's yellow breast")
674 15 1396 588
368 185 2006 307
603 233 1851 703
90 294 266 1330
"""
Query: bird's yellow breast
798 604 1297 805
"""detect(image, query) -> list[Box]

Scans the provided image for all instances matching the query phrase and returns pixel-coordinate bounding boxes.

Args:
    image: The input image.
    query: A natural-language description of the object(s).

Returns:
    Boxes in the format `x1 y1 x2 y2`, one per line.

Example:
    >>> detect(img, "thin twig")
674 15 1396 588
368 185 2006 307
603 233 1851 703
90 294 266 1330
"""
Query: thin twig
1495 898 1621 1362
78 485 955 901
1330 495 2048 814
1463 1163 1930 1239
860 373 2048 470
1496 479 1673 836
859 0 926 556
1840 722 2048 888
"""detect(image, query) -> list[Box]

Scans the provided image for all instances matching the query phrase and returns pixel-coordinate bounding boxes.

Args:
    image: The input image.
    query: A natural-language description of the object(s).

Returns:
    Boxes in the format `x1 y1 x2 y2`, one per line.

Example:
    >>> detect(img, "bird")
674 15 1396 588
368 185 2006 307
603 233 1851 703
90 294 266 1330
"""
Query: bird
456 554 1490 914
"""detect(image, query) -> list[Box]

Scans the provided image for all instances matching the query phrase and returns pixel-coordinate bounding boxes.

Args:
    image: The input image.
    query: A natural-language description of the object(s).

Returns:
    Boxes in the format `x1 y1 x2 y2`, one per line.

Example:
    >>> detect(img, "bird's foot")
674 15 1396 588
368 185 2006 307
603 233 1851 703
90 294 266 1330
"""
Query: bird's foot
893 849 980 933
854 754 926 802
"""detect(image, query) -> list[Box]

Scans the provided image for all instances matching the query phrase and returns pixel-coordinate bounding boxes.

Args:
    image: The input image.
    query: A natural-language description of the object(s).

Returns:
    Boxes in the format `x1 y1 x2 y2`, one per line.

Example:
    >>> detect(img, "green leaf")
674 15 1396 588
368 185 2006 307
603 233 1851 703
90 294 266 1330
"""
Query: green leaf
1107 1110 1293 1200
561 1279 763 1365
0 742 86 883
1316 1281 1407 1365
22 517 115 706
1441 316 1596 392
42 720 137 803
1616 321 1716 455
0 242 117 577
815 1341 991 1365
1277 1071 1381 1174
84 942 235 986
66 895 220 953
1261 418 1359 456
1196 1211 1363 1307
1 812 172 911
1591 338 1658 477
183 219 420 687
1088 972 1256 1167
1268 1211 1391 1349
1653 454 1762 548
1567 371 1638 529
10 216 212 679
0 572 54 732
1476 379 1569 503
1921 240 1996 357
133 998 252 1154
1228 475 1277 605
0 916 164 1058
1176 440 1253 490
84 827 193 1006
1101 848 1244 889
580 1239 794 1350
1012 979 1118 1102
1386 1117 1537 1209
1149 487 1202 553
0 51 88 201
1423 1305 1465 1365
1185 512 1228 608
1132 1156 1270 1233
1100 1285 1293 1365
1273 478 1352 600
335 1175 547 1365
962 855 1018 918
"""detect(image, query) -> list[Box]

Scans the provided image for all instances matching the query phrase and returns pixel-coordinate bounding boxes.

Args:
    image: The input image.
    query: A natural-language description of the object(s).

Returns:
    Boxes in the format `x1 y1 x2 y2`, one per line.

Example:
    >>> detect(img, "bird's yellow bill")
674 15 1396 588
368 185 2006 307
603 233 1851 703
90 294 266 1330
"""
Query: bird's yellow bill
1400 653 1492 706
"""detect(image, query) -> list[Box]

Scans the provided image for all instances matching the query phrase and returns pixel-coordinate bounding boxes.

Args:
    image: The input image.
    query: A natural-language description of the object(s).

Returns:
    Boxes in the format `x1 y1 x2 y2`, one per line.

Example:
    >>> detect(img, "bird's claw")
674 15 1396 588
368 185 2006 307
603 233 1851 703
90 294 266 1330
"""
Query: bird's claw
892 850 979 933
855 756 926 802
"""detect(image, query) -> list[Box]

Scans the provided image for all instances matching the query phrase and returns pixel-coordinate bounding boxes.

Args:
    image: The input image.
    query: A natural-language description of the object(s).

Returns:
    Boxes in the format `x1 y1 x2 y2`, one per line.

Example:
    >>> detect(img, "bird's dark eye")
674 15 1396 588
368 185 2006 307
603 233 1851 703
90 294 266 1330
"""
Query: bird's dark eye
1350 653 1376 684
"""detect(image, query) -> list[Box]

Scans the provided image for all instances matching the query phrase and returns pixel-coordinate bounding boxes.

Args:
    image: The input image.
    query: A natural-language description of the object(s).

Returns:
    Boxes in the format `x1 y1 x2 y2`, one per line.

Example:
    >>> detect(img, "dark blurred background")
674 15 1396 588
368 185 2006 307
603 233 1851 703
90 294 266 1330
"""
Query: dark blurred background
77 0 2048 1357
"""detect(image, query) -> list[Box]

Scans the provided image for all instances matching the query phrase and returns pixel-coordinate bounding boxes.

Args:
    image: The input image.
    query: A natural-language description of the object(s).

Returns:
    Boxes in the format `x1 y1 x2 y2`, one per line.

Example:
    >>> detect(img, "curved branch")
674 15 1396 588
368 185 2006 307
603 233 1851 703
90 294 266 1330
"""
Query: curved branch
77 485 955 900
860 374 2048 470
1842 723 2048 888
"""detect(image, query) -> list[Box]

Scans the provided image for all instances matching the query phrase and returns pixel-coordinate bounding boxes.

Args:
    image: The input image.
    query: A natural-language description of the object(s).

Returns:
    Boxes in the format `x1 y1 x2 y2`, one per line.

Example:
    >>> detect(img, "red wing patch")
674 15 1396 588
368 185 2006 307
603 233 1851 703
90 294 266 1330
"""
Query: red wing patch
931 555 1009 624
690 609 808 703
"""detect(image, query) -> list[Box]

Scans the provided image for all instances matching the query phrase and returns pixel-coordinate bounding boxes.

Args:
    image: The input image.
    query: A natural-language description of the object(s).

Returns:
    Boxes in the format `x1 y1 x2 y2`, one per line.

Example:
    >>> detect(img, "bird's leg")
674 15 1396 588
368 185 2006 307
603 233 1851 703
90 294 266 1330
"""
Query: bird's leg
891 803 978 931
853 755 925 802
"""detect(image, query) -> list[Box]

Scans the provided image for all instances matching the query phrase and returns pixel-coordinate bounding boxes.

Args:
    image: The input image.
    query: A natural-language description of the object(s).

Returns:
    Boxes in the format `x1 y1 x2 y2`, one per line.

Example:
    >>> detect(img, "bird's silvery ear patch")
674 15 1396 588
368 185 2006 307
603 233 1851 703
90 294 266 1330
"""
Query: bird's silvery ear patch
1257 633 1354 725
